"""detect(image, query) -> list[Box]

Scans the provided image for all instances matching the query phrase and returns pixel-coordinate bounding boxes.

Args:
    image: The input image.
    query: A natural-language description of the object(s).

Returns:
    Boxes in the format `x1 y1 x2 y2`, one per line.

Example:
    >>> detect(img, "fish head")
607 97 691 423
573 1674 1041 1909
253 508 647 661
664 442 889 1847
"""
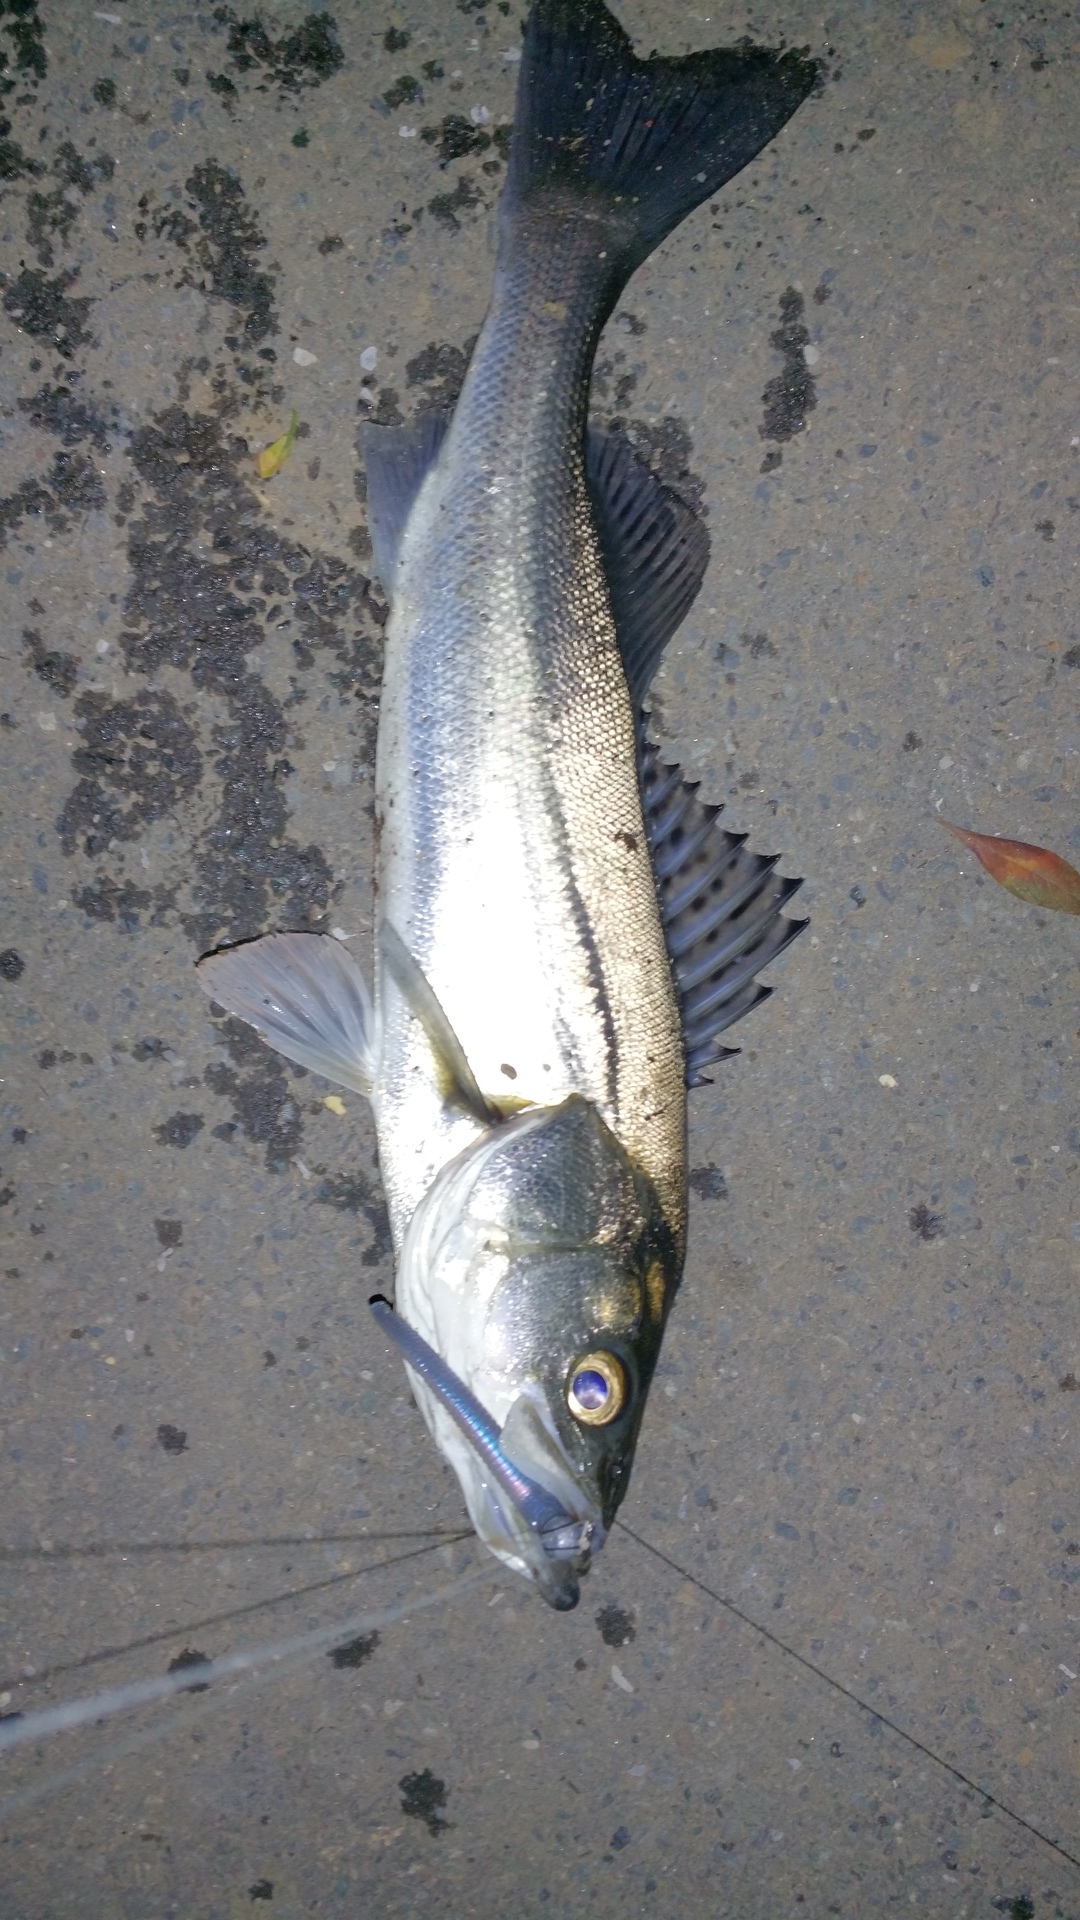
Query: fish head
396 1095 679 1609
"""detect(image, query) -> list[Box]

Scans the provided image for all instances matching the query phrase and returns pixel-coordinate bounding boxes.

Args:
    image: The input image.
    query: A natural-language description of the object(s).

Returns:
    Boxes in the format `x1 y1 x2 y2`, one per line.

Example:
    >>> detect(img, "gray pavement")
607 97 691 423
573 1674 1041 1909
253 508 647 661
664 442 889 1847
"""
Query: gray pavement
1 2 1079 1915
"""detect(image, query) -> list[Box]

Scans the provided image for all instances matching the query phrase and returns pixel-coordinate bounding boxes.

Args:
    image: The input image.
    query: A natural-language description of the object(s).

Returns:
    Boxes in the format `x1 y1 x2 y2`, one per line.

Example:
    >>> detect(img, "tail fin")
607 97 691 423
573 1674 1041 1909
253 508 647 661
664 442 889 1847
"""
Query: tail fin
505 0 819 274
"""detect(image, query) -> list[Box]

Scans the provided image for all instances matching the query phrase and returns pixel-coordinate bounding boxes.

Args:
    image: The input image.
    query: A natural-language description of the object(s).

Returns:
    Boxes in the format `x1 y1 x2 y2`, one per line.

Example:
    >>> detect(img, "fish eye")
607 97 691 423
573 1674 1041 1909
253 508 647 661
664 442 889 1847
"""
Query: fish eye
566 1351 626 1426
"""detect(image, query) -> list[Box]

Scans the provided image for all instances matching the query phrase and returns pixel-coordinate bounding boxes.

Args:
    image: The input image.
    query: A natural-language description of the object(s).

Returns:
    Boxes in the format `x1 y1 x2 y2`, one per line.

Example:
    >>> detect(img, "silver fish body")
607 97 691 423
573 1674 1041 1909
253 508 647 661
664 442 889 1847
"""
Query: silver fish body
198 0 817 1609
372 198 686 1261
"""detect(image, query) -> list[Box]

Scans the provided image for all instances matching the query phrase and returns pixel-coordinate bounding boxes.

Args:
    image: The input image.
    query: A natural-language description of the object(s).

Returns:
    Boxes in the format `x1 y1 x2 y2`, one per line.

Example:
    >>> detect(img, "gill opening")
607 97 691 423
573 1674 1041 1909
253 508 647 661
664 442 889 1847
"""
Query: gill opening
369 1296 588 1560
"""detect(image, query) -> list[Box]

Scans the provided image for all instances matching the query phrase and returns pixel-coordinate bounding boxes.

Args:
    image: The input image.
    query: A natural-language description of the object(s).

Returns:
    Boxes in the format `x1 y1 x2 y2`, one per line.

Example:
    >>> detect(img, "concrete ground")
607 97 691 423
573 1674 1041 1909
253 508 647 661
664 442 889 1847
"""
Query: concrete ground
1 1 1078 1915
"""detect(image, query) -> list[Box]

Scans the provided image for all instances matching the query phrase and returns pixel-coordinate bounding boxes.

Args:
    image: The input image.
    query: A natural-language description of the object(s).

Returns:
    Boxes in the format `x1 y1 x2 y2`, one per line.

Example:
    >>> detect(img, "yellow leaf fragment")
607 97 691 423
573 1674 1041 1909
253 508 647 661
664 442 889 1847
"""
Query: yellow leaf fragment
257 408 300 479
940 820 1080 915
323 1094 347 1116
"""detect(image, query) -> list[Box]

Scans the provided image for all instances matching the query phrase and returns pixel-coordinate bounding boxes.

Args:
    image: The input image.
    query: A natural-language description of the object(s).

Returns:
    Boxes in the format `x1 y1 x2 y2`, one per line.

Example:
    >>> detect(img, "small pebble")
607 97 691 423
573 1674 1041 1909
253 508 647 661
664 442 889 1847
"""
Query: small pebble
293 347 318 367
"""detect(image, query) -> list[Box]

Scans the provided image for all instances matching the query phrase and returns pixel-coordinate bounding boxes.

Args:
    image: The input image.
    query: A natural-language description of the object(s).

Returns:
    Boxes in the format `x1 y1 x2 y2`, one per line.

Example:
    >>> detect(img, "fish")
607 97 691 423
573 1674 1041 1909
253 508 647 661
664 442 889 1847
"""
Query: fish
197 0 816 1611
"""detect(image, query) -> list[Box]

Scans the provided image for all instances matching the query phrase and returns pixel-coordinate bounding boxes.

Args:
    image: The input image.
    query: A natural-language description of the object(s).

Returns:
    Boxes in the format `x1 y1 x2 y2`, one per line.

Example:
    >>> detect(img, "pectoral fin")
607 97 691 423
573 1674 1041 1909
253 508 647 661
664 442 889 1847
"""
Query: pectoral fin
378 921 501 1127
196 932 378 1097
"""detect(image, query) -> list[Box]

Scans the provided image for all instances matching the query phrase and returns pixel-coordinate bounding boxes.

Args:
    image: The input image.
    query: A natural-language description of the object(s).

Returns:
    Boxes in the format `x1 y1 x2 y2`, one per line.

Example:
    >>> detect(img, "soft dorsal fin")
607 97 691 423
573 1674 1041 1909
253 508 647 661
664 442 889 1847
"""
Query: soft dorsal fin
585 426 710 708
638 736 807 1086
360 410 451 596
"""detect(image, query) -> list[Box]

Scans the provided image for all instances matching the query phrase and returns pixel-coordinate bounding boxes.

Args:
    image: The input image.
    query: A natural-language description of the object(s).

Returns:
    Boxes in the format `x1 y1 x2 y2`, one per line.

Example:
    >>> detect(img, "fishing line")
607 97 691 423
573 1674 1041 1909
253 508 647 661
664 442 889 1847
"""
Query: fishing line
0 1527 462 1565
618 1520 1080 1875
0 1532 474 1697
0 1558 491 1813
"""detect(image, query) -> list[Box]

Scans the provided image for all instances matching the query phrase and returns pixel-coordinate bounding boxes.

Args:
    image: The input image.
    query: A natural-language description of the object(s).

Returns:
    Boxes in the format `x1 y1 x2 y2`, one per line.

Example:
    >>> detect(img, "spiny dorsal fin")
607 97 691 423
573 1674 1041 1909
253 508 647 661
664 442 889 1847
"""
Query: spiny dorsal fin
639 736 807 1086
586 425 710 708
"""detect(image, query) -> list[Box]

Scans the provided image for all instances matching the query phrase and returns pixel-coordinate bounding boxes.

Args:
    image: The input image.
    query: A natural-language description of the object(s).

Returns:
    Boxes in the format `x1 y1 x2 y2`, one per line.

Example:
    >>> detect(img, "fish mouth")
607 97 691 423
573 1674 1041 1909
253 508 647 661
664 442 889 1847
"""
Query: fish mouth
370 1296 600 1610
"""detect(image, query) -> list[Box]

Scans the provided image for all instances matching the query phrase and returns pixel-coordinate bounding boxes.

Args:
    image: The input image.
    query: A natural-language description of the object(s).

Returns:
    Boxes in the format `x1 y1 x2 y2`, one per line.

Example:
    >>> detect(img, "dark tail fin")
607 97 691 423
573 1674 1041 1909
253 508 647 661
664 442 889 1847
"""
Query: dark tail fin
505 0 819 274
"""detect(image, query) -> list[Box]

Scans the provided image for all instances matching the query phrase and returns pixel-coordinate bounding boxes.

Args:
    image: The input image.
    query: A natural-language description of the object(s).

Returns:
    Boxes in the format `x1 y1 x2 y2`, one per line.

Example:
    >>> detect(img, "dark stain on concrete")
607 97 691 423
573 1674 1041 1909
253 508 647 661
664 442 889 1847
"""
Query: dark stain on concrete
595 1603 636 1648
759 286 817 457
204 1015 303 1172
427 172 483 231
0 949 25 982
71 873 167 931
314 1170 392 1269
22 626 77 695
1 265 94 357
383 74 422 111
909 1202 945 1242
0 116 43 182
0 0 46 85
400 1767 451 1836
0 447 105 546
421 114 511 168
153 1112 204 1149
329 1630 379 1669
167 1646 211 1691
27 140 115 267
18 378 113 448
613 414 706 518
210 7 344 93
688 1164 728 1201
164 161 278 344
156 1422 189 1453
405 337 476 415
58 690 203 858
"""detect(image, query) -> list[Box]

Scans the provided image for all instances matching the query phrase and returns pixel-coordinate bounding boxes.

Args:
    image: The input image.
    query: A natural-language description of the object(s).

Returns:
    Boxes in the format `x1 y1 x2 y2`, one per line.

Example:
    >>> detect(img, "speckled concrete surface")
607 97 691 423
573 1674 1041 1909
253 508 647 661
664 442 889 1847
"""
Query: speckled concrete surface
1 2 1079 1916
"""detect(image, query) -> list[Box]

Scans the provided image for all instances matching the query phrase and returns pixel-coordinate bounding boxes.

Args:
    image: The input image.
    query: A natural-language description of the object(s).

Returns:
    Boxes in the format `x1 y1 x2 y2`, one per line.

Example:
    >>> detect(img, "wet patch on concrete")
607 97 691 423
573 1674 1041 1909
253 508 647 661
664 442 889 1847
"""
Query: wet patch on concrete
22 625 78 696
399 1767 451 1836
328 1630 379 1670
58 690 203 858
426 171 484 231
1 265 94 357
759 285 817 466
405 336 476 415
688 1164 728 1201
153 1112 204 1150
167 1646 211 1691
0 448 105 545
595 1603 636 1648
27 140 115 267
0 117 42 182
144 160 278 346
909 1202 945 1242
208 7 344 97
17 377 114 449
203 1015 303 1172
420 114 511 168
0 0 46 87
314 1170 392 1269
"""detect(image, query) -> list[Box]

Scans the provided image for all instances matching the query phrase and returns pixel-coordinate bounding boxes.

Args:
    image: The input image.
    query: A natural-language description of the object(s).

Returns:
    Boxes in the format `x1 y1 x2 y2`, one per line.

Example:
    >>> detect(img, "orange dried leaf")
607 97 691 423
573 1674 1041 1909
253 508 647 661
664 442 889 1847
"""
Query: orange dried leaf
257 408 300 480
940 820 1080 915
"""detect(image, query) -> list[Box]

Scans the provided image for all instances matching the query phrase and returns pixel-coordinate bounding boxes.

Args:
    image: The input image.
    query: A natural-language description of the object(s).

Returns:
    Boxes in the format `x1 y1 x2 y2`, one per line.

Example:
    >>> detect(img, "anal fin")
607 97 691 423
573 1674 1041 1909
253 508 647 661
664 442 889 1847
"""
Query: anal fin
639 736 807 1086
360 410 451 597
